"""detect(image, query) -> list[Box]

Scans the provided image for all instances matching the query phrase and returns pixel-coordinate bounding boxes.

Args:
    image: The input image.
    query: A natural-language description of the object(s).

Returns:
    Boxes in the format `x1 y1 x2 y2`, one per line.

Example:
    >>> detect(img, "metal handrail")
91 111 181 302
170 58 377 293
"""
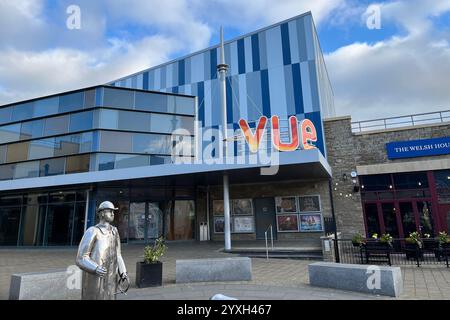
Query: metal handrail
264 225 274 260
351 110 450 133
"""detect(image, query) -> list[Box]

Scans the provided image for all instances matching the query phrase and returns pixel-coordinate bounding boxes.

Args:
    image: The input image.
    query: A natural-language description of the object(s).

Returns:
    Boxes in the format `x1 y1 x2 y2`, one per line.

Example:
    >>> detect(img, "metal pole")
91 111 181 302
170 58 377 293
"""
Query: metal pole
270 225 274 250
218 26 231 251
328 179 340 263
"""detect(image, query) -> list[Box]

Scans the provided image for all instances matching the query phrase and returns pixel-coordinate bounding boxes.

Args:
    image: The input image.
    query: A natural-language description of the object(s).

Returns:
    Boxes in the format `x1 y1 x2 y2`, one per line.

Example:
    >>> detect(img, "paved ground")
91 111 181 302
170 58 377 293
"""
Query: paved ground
0 242 449 300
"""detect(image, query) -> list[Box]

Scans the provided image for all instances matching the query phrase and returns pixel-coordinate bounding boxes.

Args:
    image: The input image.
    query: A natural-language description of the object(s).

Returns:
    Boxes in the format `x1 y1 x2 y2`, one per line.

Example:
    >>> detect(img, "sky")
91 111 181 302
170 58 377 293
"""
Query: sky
0 0 449 121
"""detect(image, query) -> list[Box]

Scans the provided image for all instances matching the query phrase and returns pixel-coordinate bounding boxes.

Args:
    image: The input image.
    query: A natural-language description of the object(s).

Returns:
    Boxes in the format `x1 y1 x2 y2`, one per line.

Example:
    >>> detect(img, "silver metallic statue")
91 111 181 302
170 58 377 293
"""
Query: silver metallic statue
76 201 129 300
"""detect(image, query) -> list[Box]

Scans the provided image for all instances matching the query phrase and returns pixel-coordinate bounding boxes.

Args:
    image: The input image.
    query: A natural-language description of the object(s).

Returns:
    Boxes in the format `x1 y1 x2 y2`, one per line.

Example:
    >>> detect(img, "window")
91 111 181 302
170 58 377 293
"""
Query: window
12 102 34 122
115 154 149 169
150 155 170 165
174 96 195 115
150 114 176 133
83 89 96 108
97 109 118 129
65 154 90 174
135 92 167 113
360 174 392 191
28 138 55 160
39 158 65 177
33 97 59 118
103 88 134 109
118 110 150 131
0 107 12 125
0 123 21 144
20 120 44 140
364 203 380 237
69 111 93 132
80 132 95 153
100 131 132 153
393 172 428 190
97 153 115 171
0 164 14 180
59 92 84 113
0 145 6 164
133 133 170 155
54 135 80 157
14 161 40 179
7 142 29 162
44 115 69 136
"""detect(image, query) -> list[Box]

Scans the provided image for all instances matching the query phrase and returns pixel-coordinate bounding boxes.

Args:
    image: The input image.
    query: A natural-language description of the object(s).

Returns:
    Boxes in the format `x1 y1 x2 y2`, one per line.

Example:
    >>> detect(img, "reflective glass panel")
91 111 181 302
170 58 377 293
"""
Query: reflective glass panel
33 97 59 117
115 154 149 169
0 123 21 144
364 203 380 237
0 107 12 125
100 131 132 153
45 203 74 246
39 158 65 176
59 92 84 113
174 96 195 115
84 89 96 108
44 115 69 136
14 161 40 179
400 202 417 236
118 110 150 131
28 138 55 160
0 206 21 245
69 111 93 132
0 164 14 180
20 120 44 140
103 88 134 109
7 142 29 162
132 133 171 155
393 172 428 190
12 102 34 122
97 153 115 171
381 203 400 238
0 145 6 164
54 135 80 157
135 92 167 113
150 114 176 133
417 201 434 235
65 154 90 174
98 109 118 129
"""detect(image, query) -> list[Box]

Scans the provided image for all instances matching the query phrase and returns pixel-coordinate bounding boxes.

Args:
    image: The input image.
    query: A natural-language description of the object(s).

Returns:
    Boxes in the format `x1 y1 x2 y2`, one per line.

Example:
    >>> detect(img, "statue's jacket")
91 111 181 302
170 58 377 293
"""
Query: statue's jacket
76 224 127 300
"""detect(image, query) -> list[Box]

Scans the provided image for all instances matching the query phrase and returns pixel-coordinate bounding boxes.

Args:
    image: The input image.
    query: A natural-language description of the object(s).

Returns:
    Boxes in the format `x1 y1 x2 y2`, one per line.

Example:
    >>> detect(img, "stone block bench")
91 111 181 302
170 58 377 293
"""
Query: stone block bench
9 268 81 300
308 262 403 297
176 257 252 283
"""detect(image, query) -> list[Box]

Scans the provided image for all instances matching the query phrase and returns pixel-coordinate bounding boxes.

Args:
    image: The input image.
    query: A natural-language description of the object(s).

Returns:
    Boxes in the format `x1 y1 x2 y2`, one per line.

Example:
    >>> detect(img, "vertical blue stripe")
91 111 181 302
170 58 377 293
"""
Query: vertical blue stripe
226 76 233 124
143 72 149 90
251 34 260 71
178 60 185 86
260 70 271 117
172 86 178 94
292 63 304 114
198 82 205 124
281 23 291 65
237 39 246 74
305 111 324 155
210 49 217 80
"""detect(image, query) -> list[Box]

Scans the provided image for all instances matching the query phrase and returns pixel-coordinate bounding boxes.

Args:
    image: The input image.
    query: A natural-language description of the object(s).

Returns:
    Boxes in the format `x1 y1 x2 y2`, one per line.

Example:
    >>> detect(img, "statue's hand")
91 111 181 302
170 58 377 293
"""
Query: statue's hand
95 266 107 277
120 272 129 280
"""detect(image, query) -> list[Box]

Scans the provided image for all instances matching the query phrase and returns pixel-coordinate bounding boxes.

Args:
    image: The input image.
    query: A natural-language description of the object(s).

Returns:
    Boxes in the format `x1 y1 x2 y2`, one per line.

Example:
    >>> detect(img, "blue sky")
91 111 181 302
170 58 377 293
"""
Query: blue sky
0 0 449 121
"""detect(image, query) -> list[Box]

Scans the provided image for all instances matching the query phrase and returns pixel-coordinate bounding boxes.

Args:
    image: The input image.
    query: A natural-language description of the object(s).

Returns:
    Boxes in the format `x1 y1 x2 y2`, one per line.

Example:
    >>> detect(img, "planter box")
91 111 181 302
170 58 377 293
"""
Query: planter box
136 261 163 288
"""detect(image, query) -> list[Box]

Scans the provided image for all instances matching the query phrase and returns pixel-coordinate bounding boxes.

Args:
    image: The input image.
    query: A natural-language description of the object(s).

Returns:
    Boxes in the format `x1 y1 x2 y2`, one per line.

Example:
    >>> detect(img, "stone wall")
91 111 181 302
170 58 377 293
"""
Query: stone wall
324 116 450 238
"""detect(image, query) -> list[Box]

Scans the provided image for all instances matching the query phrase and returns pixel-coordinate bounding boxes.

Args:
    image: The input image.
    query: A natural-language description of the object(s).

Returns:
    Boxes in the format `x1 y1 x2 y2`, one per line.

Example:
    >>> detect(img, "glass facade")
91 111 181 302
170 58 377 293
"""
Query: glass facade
0 86 196 181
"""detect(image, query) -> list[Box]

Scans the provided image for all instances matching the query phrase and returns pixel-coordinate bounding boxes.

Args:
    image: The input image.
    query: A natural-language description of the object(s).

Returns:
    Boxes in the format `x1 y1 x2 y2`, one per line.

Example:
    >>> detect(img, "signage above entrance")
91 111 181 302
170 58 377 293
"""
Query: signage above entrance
386 137 450 159
238 116 318 153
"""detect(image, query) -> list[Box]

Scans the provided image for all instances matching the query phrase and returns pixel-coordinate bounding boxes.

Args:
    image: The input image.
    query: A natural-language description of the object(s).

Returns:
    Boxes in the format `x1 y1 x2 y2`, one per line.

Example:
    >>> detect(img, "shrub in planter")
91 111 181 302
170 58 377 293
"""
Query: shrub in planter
136 237 167 288
351 233 365 247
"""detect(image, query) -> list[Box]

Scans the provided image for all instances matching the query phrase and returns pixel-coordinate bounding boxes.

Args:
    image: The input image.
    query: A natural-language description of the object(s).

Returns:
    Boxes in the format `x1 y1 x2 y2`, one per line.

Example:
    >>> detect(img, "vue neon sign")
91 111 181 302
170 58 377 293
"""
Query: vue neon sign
238 116 317 153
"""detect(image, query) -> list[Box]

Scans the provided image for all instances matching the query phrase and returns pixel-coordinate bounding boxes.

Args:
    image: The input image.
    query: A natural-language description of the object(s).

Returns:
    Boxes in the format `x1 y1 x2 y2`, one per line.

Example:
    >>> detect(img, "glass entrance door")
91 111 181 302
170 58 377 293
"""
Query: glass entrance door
129 202 163 243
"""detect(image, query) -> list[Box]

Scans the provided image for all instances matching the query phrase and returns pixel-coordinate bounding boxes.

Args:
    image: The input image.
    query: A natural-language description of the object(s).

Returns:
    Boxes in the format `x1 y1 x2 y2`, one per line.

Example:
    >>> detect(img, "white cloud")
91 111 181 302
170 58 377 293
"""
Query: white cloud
325 0 450 121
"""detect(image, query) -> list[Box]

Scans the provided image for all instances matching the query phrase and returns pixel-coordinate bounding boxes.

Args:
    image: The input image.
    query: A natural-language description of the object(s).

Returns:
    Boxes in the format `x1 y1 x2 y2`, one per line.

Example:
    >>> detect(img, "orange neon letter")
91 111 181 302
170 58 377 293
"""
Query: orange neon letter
239 116 268 153
271 115 299 152
300 119 317 150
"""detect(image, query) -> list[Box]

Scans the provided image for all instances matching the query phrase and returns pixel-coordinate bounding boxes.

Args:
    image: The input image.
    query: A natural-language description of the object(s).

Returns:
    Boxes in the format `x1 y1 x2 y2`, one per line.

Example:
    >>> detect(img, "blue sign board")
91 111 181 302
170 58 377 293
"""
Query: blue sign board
386 137 450 159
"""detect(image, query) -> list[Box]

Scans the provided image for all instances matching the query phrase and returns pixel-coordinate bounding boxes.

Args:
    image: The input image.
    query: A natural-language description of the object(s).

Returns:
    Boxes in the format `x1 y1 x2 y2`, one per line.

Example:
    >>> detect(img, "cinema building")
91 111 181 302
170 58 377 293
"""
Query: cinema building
0 11 449 248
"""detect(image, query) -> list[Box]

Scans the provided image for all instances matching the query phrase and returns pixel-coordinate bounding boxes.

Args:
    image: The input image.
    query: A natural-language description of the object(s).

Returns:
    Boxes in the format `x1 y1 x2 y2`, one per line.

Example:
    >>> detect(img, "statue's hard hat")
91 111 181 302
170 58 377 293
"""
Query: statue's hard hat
98 201 119 212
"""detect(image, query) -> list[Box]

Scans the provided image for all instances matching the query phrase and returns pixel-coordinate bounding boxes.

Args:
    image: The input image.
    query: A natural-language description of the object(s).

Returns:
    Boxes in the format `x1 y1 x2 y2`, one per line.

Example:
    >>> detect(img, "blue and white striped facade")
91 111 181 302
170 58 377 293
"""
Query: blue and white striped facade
110 12 334 158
